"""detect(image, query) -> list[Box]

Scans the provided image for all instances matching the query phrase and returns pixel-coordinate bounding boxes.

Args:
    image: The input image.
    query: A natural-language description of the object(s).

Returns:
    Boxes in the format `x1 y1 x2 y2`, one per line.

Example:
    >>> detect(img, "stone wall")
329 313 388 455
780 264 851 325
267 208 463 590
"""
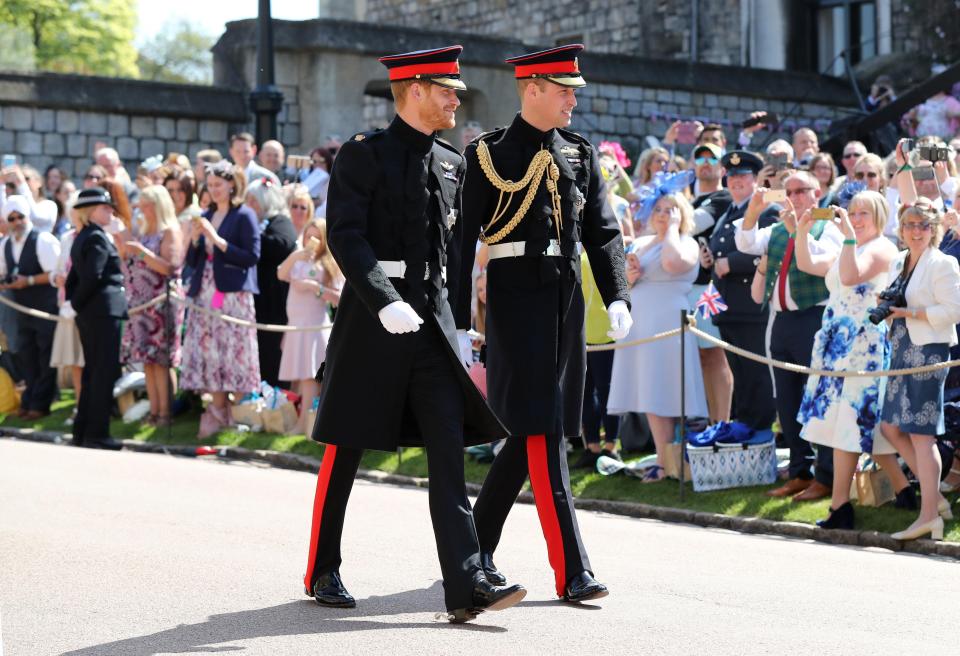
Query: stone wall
0 72 249 178
362 0 745 65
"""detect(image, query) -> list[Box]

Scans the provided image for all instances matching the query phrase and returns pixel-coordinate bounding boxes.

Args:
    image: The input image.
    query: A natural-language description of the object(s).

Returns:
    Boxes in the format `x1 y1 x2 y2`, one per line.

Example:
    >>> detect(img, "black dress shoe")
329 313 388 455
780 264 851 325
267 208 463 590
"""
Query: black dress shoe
480 552 506 585
894 485 918 510
572 450 601 470
309 570 356 608
447 578 526 623
82 439 123 451
816 501 854 530
563 571 608 602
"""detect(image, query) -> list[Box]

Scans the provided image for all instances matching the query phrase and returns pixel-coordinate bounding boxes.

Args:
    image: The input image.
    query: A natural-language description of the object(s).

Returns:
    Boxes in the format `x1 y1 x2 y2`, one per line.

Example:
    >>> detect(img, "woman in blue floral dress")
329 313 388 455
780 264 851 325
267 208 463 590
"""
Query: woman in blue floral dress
795 191 911 529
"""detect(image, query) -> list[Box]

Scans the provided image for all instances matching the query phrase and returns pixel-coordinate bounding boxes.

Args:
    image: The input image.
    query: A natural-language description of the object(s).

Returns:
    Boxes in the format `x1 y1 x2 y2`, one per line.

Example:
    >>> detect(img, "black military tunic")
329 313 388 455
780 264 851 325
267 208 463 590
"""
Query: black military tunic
312 117 507 451
457 113 629 598
456 114 630 437
707 195 779 429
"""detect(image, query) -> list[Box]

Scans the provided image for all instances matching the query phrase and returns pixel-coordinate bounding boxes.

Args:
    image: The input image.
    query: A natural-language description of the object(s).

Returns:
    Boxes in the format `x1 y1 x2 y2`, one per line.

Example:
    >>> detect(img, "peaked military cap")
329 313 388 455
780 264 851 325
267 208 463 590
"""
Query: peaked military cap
720 149 764 175
506 44 586 88
379 45 466 91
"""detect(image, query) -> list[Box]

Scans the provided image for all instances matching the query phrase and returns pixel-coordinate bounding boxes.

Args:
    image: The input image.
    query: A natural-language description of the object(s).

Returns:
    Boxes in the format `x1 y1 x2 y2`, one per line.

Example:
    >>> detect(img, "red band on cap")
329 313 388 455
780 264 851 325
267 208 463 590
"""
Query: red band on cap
514 62 580 78
388 61 460 81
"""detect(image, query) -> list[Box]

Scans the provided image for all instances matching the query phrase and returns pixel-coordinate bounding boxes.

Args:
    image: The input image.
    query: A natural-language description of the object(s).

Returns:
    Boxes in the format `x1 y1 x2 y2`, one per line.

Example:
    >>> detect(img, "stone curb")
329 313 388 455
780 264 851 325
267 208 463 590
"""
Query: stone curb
4 427 958 560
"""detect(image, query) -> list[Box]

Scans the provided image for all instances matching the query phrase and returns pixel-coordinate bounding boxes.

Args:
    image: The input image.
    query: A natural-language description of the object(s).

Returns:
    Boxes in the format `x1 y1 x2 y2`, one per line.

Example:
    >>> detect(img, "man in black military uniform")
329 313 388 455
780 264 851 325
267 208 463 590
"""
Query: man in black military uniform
303 46 525 623
456 45 632 603
702 150 778 430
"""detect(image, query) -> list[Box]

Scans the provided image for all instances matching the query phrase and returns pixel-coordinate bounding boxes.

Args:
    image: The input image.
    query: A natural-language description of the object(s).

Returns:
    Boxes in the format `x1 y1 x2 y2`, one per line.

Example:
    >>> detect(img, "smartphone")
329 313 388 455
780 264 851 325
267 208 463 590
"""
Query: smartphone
1 154 15 169
810 207 835 220
675 122 699 145
911 166 936 181
763 189 787 203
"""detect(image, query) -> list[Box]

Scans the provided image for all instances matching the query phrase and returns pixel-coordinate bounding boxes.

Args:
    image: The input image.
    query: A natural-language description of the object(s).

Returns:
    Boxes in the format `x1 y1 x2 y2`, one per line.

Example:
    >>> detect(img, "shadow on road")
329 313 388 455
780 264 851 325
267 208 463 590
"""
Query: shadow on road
62 583 507 655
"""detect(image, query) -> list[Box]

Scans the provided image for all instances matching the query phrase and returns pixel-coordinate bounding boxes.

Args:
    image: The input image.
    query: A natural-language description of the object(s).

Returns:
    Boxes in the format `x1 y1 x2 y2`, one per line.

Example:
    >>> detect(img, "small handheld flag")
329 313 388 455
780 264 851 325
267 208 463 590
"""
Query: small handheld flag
696 281 728 319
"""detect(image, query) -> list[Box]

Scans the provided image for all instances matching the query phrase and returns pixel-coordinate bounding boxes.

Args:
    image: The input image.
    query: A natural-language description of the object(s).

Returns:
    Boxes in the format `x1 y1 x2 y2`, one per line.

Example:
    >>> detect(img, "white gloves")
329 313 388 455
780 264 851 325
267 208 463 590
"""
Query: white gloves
378 300 423 334
606 300 632 340
59 301 76 320
456 329 473 368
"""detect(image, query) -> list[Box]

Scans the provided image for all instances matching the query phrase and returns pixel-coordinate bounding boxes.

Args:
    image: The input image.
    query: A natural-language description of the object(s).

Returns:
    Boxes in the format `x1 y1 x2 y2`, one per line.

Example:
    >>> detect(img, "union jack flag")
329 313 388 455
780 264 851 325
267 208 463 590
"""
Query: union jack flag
696 281 728 318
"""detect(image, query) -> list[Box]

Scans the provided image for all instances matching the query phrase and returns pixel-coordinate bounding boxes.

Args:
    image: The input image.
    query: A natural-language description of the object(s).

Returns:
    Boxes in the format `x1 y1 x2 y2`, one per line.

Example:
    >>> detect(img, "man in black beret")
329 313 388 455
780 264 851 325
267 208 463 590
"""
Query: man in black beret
302 45 525 623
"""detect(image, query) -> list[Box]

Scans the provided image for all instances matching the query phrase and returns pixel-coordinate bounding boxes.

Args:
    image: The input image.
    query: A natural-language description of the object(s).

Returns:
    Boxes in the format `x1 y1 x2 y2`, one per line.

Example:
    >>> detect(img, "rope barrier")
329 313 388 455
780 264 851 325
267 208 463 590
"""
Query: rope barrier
3 285 959 375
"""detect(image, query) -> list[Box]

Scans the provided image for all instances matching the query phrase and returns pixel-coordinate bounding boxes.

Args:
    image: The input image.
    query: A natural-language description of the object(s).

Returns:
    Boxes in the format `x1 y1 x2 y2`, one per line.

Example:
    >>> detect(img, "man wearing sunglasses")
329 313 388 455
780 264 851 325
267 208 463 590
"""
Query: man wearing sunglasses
0 195 61 420
831 141 868 192
737 170 844 502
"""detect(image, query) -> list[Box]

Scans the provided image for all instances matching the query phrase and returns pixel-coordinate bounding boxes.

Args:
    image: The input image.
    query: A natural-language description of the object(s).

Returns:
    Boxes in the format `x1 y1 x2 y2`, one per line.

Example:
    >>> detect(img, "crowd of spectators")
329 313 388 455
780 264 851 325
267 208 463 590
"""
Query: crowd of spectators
3 72 960 540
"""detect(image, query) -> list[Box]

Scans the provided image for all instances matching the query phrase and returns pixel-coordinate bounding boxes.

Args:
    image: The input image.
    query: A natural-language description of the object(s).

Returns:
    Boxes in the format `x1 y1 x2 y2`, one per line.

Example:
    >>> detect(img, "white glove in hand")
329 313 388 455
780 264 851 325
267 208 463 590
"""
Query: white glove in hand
378 300 423 334
59 301 76 320
456 329 473 368
606 300 632 340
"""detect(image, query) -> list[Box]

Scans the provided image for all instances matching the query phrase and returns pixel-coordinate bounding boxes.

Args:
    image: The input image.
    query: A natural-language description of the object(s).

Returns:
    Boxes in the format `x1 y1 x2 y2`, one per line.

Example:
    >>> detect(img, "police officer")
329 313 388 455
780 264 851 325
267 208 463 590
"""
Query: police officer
456 44 632 603
303 46 525 623
703 150 778 430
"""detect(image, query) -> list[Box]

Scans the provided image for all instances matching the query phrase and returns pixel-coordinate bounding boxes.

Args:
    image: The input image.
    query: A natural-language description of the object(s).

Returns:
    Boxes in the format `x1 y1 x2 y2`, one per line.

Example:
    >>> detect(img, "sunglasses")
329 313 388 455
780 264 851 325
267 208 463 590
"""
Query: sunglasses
854 171 879 179
84 174 102 181
6 212 24 222
290 204 310 211
903 221 932 231
694 157 719 166
843 152 865 159
785 187 815 197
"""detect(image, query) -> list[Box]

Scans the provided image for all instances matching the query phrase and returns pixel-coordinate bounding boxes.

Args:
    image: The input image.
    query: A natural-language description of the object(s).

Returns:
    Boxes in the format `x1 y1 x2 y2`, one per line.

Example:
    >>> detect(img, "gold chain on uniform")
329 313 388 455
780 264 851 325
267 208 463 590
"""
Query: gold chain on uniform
476 140 563 244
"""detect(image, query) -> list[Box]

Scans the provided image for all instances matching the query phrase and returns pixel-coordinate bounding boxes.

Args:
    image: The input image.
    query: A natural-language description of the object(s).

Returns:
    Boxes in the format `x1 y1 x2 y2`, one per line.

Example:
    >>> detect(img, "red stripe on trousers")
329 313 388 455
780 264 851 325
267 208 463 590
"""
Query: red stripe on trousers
303 444 337 591
526 435 566 597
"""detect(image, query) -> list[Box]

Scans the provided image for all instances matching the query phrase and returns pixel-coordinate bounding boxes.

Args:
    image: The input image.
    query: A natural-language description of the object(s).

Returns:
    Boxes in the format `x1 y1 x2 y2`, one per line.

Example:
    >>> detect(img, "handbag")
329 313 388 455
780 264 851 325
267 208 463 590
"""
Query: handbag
262 402 298 434
852 455 896 507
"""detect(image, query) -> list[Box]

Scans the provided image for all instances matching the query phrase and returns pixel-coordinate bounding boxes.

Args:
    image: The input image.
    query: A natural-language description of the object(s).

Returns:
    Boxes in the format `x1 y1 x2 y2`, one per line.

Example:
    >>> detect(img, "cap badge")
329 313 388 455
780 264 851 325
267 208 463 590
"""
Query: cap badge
730 153 741 166
354 134 365 142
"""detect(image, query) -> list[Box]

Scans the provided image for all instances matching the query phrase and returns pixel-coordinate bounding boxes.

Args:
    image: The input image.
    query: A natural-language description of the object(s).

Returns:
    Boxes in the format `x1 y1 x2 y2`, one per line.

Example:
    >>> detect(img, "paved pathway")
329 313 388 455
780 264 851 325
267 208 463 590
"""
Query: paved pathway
1 439 956 655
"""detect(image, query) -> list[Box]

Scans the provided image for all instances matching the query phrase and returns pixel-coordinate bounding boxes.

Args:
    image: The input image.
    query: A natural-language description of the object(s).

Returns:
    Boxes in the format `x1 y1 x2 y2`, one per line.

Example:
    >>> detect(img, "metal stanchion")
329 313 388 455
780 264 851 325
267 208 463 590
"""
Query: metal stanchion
679 310 686 502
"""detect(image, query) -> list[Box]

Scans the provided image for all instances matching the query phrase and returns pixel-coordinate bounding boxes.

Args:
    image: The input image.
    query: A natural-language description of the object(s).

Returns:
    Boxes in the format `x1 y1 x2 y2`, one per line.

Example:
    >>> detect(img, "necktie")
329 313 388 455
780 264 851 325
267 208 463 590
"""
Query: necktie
776 235 795 310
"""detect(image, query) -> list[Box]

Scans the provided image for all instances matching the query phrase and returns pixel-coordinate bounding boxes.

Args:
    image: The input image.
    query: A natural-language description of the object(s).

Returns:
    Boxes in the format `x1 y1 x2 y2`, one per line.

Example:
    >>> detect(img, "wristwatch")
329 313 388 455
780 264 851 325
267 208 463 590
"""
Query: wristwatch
27 275 34 286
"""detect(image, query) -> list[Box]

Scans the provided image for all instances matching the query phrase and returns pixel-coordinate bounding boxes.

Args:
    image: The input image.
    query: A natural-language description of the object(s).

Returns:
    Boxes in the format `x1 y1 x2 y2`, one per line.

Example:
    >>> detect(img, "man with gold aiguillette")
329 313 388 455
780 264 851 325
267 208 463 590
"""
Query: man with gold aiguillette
456 44 632 603
304 45 525 624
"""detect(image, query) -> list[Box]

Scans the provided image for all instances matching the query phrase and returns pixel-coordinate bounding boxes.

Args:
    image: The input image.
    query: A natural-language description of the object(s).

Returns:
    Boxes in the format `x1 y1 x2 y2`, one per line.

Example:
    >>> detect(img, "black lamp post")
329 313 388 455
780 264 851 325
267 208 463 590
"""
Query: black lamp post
249 0 284 146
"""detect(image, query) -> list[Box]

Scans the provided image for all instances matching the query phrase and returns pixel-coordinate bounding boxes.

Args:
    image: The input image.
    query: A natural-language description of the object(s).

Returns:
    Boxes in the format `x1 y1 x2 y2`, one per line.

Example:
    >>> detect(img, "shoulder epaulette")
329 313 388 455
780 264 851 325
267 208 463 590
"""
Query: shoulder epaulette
556 127 590 146
434 137 462 158
350 128 385 143
471 126 507 146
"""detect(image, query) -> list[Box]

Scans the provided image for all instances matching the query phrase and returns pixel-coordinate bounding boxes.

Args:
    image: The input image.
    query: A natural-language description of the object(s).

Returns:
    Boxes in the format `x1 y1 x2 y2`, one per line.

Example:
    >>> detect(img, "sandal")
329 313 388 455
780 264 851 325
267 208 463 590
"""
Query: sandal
197 406 226 440
641 465 667 484
939 461 960 494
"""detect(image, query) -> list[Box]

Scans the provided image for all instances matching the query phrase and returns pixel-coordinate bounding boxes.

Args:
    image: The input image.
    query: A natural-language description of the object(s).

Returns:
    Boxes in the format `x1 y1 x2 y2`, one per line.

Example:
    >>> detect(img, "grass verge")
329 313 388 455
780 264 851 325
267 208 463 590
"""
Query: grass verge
4 390 958 542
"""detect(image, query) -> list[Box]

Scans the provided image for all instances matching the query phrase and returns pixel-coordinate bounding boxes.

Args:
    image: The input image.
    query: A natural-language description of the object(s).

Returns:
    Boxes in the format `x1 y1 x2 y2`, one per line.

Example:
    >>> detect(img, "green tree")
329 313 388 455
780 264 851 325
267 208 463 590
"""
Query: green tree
0 23 36 72
0 0 139 78
137 20 214 84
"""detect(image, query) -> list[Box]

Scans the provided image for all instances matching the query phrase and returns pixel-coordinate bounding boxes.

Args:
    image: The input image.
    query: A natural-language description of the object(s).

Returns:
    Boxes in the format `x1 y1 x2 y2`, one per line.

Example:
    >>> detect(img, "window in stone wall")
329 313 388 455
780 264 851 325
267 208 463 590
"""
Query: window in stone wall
813 0 878 76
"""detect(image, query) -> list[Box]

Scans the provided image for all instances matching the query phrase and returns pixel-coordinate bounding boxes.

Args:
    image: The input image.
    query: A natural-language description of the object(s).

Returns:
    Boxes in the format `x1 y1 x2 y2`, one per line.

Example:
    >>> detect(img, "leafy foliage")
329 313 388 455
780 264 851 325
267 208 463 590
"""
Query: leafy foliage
0 0 139 77
137 19 214 84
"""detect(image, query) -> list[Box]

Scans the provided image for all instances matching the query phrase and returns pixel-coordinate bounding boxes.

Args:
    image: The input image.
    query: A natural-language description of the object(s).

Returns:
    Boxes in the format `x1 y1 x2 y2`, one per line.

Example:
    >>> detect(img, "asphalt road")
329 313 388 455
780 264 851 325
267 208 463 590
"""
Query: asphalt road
1 438 957 656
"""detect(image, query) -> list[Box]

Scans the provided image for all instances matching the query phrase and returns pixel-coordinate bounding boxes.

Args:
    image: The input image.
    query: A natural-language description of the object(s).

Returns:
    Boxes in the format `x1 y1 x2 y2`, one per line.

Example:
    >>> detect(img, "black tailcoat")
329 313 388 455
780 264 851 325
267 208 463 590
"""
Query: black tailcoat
457 114 629 438
312 116 507 452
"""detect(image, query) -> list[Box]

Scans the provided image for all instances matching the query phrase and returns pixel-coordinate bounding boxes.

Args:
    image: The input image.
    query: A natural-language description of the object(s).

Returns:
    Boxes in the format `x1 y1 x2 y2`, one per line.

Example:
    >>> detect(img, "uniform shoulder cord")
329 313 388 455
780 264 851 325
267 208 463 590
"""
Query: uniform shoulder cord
476 140 563 244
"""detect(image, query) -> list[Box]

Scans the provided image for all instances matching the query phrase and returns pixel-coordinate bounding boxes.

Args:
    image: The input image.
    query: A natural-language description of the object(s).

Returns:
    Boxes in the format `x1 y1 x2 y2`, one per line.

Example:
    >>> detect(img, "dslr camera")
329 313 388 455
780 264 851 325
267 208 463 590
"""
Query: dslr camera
868 275 908 325
918 145 951 163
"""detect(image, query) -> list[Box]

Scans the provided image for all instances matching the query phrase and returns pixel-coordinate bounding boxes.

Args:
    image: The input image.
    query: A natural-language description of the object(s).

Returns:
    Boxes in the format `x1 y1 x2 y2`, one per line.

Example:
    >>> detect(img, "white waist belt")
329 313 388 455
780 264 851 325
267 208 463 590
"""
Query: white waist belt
487 240 582 260
379 260 446 281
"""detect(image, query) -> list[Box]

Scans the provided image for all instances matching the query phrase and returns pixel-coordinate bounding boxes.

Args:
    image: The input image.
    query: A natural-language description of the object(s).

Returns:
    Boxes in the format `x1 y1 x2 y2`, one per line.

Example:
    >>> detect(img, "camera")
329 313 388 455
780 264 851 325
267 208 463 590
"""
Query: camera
868 276 908 325
911 166 936 181
741 112 779 129
919 145 951 163
763 189 786 203
810 207 835 221
766 152 789 171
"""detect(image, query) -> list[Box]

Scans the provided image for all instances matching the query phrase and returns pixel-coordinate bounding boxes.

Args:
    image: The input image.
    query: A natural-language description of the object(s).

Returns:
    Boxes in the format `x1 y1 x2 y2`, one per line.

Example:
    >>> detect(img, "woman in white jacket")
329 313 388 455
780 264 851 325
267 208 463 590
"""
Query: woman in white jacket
880 198 960 540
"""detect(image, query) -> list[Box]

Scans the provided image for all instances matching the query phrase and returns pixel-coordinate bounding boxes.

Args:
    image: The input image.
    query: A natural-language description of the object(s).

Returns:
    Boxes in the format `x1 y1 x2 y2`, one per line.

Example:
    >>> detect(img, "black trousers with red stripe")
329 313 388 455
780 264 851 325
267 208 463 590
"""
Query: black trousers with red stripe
473 434 591 597
304 325 483 611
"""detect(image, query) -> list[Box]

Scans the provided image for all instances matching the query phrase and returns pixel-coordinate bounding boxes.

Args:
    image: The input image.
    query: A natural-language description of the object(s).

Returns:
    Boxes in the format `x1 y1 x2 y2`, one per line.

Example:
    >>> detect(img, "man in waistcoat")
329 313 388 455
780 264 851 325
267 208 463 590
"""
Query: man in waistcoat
735 170 843 501
0 196 60 419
